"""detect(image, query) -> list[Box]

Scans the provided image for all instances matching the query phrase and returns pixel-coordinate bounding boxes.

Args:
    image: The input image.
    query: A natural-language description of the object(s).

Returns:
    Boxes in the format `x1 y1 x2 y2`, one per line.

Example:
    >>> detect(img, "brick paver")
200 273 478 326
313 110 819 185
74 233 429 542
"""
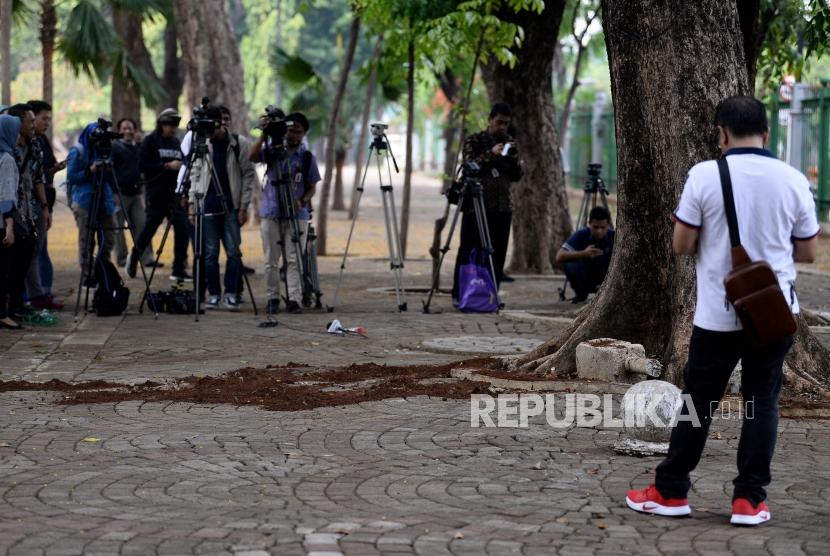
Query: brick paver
1 171 829 554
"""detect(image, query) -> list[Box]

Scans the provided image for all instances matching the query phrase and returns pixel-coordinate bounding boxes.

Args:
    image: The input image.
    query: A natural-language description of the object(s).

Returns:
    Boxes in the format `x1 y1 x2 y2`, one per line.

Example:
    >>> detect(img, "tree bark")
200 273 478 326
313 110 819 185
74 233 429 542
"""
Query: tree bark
481 1 572 273
516 0 751 382
0 0 11 105
736 0 761 88
331 145 347 210
175 0 248 133
160 15 184 113
316 15 360 256
400 35 416 259
111 6 143 128
40 0 56 141
350 35 382 219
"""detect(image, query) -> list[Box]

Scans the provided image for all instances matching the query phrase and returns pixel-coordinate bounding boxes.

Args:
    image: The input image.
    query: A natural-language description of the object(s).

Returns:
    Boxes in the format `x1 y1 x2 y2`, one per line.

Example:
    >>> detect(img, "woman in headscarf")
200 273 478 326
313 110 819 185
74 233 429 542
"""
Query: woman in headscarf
67 121 117 286
0 114 23 328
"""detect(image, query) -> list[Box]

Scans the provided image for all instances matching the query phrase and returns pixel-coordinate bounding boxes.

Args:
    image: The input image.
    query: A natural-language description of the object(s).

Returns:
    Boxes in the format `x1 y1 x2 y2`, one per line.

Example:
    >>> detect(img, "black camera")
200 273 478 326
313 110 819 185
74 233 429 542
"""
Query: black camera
89 118 122 157
187 96 220 137
587 163 602 178
263 105 294 144
446 161 482 205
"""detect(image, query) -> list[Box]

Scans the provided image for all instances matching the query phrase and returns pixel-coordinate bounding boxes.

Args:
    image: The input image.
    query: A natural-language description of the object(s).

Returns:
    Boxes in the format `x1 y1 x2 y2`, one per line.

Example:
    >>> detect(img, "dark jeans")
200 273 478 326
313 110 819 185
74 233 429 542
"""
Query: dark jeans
199 213 242 298
452 210 512 299
656 326 794 506
7 234 35 315
0 228 10 318
132 204 189 275
563 259 609 300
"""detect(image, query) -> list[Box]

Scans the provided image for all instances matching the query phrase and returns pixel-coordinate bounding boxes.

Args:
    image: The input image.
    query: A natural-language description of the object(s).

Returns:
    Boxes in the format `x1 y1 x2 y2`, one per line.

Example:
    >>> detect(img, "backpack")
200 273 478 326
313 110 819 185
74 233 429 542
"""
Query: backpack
92 258 130 316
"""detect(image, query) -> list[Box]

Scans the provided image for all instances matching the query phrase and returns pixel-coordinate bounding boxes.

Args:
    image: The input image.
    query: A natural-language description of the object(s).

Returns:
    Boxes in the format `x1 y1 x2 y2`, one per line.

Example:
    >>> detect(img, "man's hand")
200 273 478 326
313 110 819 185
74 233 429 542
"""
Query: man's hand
490 143 505 156
258 115 268 130
238 208 248 227
165 160 182 171
2 225 13 247
44 209 52 230
88 162 97 173
188 205 195 227
583 246 603 259
54 159 67 172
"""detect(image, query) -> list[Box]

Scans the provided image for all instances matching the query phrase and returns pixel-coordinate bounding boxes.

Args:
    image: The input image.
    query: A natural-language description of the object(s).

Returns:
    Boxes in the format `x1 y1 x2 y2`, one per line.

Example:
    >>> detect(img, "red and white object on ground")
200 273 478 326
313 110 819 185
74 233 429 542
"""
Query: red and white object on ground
730 498 771 526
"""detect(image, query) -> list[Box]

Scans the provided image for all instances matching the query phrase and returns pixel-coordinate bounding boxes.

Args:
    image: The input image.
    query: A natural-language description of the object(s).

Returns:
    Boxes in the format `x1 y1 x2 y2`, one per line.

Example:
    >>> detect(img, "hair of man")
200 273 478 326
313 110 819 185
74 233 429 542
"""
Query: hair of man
589 206 611 223
26 100 51 115
489 102 512 120
714 95 768 138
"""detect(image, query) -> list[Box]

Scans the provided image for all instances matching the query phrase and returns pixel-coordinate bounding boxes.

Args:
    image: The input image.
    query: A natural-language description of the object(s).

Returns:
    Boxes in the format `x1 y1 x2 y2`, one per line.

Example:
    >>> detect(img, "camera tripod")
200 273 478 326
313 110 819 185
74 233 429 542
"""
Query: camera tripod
330 131 407 312
139 131 258 320
422 166 501 314
558 165 614 301
73 154 158 321
261 144 323 325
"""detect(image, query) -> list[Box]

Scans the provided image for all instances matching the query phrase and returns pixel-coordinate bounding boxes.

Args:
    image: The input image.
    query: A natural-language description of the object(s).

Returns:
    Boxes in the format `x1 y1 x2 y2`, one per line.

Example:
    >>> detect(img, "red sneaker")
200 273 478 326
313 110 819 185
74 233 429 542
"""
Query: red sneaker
626 484 691 517
30 295 63 311
730 498 770 526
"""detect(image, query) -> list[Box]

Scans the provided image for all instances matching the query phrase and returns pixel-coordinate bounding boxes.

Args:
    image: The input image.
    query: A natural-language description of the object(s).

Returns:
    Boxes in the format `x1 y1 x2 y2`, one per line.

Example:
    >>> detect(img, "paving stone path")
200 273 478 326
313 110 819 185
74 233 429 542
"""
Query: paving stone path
1 175 829 555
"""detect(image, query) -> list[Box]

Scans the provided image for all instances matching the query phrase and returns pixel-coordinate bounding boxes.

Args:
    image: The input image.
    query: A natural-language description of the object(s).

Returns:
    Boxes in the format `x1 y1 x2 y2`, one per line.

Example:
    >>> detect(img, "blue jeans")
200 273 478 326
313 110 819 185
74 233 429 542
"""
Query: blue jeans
38 234 53 294
656 326 794 506
201 213 242 297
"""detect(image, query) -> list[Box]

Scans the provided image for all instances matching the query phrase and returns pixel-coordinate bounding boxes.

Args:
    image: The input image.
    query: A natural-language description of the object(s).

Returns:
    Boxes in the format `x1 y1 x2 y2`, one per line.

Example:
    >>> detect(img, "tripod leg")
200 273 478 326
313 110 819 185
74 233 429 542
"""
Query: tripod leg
193 198 203 322
138 217 172 314
377 152 407 312
472 193 501 309
423 193 465 313
330 148 373 311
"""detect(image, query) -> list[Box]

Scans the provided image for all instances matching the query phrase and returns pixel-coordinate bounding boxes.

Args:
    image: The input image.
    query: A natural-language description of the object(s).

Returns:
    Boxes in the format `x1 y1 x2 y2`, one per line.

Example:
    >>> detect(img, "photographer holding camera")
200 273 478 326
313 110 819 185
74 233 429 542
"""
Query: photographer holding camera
66 120 118 286
451 102 522 305
128 109 189 282
555 206 614 303
249 110 320 315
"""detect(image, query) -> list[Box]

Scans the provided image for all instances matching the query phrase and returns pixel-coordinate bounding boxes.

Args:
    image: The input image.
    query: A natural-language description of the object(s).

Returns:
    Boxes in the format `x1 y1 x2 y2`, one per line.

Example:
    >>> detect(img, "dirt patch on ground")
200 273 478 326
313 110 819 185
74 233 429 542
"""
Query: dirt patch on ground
0 359 494 412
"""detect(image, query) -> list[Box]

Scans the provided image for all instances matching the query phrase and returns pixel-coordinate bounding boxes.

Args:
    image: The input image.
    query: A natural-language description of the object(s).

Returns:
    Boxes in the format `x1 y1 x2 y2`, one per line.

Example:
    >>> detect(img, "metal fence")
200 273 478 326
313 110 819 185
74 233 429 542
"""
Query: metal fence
567 87 830 220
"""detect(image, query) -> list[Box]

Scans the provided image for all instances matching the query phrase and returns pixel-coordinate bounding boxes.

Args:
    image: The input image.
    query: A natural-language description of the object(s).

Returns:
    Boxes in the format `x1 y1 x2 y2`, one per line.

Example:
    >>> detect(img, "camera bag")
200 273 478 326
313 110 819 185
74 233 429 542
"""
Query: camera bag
717 158 797 344
92 257 130 317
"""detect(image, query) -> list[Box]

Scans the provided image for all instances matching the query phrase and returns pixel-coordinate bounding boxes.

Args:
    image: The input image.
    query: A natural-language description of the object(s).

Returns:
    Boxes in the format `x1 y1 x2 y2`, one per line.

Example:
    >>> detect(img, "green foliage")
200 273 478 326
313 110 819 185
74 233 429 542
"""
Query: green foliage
757 0 830 89
58 1 120 81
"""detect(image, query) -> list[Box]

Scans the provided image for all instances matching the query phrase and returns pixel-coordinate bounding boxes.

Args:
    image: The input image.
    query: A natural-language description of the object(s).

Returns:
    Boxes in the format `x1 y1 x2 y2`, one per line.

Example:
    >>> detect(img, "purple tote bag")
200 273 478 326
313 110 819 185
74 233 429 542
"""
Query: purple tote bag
458 249 498 313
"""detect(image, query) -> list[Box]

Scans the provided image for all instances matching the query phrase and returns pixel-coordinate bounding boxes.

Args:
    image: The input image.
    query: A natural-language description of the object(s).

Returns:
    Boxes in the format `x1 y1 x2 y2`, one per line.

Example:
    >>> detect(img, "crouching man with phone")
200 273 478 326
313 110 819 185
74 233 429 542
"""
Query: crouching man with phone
555 206 614 303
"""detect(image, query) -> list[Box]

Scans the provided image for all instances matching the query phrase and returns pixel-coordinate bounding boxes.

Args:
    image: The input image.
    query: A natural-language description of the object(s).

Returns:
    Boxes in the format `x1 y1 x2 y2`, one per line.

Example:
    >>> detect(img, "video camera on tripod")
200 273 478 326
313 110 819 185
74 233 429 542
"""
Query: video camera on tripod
446 161 481 206
88 118 122 160
187 97 221 139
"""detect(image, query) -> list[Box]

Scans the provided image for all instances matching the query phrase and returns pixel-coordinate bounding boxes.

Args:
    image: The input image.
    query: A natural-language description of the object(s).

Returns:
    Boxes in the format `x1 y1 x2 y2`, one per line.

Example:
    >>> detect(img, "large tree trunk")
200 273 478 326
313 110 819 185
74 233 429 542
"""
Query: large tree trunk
331 145 347 210
111 6 143 127
0 0 11 105
400 35 416 259
516 0 750 382
737 0 761 88
160 15 184 113
175 0 248 133
317 15 360 256
349 35 382 219
428 68 460 290
40 0 56 141
481 2 572 273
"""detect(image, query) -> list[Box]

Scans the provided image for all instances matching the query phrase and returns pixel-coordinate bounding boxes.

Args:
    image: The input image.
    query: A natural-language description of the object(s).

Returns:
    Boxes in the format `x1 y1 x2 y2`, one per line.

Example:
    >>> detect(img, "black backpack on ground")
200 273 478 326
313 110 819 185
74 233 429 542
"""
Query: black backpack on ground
92 258 130 316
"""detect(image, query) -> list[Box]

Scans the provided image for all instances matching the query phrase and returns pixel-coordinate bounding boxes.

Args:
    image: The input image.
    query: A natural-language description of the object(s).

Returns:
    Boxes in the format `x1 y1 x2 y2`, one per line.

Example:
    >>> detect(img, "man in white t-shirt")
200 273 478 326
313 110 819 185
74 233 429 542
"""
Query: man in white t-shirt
625 95 820 526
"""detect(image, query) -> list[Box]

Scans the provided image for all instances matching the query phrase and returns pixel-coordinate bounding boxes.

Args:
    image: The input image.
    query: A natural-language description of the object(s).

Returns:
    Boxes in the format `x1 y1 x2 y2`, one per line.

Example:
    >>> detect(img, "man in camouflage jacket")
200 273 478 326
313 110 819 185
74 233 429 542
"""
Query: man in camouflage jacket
452 102 522 305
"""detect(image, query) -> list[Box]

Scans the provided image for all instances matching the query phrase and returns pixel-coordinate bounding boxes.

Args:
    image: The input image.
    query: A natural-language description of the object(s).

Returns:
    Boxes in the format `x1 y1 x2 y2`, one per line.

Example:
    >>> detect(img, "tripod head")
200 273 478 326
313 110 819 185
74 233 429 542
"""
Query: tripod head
584 162 608 194
369 123 399 173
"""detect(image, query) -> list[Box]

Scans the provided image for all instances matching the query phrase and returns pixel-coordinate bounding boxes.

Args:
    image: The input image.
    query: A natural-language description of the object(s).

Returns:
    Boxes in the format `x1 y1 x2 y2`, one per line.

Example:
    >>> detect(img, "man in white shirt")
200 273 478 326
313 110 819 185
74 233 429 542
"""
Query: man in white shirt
625 95 820 526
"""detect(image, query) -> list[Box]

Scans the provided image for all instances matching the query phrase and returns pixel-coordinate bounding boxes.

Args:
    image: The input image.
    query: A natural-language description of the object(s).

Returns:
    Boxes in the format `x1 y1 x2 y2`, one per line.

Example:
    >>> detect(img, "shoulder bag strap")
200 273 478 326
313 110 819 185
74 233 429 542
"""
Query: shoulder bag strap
717 157 750 267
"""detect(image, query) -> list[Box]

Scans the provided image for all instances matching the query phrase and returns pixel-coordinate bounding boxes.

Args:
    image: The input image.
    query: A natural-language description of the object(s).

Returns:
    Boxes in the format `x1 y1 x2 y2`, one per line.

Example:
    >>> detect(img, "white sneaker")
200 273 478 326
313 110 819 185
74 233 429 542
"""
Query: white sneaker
223 294 240 311
205 295 220 310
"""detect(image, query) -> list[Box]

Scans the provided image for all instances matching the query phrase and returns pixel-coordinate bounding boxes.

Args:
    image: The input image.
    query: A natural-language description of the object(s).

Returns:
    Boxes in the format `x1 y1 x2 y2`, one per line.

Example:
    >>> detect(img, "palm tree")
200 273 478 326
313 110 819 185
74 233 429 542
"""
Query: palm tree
57 0 171 127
